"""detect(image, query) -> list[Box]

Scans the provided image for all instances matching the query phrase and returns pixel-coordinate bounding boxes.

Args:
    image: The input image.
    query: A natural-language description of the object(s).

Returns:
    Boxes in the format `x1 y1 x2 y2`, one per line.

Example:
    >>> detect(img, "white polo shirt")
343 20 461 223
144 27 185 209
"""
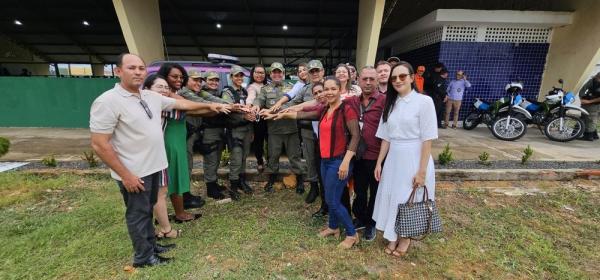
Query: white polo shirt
90 83 176 180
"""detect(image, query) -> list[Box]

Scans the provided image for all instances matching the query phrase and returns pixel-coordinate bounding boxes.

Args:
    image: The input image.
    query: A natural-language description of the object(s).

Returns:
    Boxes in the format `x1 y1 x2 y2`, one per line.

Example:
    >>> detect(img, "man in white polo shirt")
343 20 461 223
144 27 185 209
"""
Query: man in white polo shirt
90 53 230 268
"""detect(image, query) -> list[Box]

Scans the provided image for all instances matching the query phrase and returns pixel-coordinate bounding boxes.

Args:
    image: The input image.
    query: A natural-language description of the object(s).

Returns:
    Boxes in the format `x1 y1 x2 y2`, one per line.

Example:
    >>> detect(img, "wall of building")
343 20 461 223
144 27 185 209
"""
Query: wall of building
396 25 552 120
0 77 118 128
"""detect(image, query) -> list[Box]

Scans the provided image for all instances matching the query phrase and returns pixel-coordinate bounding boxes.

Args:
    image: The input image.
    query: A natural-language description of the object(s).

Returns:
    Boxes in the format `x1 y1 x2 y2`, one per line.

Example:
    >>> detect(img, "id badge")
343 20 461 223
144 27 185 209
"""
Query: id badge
359 121 364 130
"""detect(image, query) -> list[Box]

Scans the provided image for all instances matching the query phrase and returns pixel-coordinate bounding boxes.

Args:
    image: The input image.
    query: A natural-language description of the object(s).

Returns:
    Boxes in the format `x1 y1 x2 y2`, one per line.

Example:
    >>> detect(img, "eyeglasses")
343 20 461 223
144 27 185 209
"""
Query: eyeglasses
390 73 410 82
168 74 184 81
139 99 153 119
151 85 171 91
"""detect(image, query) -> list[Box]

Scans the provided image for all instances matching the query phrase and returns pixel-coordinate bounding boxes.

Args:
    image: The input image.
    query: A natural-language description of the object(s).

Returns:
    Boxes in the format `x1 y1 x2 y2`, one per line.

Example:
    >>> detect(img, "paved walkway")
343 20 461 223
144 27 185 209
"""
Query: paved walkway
0 127 599 162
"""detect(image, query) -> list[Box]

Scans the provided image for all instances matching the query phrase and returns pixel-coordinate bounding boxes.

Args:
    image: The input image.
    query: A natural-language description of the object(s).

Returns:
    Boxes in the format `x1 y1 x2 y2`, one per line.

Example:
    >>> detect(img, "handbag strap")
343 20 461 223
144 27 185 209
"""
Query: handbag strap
408 185 434 241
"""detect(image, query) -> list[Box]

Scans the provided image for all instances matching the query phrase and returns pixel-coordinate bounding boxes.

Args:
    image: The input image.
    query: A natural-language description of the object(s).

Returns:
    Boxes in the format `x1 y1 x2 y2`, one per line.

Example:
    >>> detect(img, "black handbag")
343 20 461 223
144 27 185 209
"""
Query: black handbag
395 185 442 240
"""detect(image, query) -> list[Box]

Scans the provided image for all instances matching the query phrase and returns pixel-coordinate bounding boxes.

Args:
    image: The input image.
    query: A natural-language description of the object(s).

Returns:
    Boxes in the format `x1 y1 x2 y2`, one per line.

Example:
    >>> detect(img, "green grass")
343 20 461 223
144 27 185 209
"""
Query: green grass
0 173 599 279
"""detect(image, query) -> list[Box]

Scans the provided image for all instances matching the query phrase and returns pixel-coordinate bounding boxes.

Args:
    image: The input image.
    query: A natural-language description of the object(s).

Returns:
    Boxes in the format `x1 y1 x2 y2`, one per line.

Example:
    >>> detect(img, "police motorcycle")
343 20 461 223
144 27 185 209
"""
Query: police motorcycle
491 80 589 141
462 96 511 130
490 82 529 141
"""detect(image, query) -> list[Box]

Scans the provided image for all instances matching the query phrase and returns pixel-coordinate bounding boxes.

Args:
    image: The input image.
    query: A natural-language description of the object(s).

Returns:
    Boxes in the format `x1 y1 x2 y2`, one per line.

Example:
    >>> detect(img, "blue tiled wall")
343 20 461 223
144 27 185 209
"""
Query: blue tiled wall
397 43 441 72
398 41 550 120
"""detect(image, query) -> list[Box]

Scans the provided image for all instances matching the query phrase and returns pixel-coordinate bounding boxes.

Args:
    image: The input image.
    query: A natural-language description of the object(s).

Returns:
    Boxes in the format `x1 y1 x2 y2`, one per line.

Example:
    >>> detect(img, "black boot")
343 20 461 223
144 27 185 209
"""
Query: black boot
312 181 328 218
229 180 241 201
305 182 319 204
183 192 206 209
239 174 254 194
264 174 276 193
206 182 225 200
580 132 595 141
295 175 305 195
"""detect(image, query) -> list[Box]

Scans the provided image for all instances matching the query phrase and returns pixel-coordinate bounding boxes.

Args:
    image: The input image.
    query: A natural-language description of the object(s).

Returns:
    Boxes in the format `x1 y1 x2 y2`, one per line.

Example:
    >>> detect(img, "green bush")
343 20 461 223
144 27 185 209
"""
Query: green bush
42 155 57 167
521 145 534 165
81 150 99 168
438 143 453 165
478 151 491 166
220 148 230 167
0 137 9 158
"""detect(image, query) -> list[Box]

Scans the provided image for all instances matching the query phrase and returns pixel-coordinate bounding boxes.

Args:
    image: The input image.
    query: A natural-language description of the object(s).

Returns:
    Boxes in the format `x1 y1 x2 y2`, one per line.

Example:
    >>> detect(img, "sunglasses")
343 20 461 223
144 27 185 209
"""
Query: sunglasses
390 73 411 82
139 99 153 119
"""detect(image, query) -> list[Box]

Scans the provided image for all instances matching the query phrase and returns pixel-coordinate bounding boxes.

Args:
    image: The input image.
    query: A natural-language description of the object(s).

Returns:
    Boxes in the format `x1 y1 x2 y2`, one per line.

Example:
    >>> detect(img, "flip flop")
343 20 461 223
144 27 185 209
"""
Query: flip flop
173 213 202 223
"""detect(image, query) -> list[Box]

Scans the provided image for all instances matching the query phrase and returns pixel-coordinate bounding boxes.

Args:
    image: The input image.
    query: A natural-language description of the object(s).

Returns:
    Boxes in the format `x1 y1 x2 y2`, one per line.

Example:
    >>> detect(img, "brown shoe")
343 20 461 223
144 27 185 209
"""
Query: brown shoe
338 234 359 249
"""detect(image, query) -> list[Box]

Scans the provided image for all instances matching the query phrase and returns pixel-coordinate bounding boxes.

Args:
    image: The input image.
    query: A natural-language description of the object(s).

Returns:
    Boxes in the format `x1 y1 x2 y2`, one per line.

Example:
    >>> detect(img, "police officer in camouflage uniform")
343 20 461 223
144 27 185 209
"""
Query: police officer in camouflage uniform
579 72 600 141
220 65 255 200
180 71 230 199
253 62 306 193
179 70 229 199
289 60 325 203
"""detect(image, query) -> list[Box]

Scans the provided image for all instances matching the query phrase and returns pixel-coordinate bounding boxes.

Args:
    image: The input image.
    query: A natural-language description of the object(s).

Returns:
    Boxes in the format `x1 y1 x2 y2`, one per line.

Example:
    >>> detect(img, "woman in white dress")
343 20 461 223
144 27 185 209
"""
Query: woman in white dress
373 61 438 257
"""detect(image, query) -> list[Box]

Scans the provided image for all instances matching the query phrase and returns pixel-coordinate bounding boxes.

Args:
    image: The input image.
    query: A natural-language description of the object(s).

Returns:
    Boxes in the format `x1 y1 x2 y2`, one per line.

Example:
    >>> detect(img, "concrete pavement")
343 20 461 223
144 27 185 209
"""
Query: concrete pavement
0 126 599 162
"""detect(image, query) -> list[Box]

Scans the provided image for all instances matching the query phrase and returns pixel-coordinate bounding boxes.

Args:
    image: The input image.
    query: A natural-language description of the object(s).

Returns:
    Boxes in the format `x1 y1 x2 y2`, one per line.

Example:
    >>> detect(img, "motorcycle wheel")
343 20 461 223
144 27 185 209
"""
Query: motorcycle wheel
491 115 527 141
463 112 481 130
544 115 585 142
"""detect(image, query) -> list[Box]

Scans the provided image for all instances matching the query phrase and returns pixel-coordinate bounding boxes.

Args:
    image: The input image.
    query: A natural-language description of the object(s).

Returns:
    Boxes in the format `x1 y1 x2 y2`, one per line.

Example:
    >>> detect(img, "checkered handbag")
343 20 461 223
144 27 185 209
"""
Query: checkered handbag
395 185 442 240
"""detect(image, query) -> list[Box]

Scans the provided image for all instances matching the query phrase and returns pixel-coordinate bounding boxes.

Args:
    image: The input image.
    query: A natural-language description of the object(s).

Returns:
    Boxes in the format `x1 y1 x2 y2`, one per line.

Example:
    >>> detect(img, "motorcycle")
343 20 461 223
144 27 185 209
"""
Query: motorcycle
490 82 529 141
491 80 589 141
462 97 510 130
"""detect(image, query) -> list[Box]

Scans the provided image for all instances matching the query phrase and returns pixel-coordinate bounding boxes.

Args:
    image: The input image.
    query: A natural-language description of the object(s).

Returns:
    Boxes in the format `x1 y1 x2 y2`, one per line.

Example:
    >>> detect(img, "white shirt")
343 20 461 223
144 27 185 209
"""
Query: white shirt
376 90 438 142
90 83 176 180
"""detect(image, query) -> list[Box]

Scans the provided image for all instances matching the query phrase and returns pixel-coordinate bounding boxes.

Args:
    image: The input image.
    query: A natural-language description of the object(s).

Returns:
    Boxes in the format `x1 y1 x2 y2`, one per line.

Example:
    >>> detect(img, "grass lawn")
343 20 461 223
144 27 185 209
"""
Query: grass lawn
1 172 599 279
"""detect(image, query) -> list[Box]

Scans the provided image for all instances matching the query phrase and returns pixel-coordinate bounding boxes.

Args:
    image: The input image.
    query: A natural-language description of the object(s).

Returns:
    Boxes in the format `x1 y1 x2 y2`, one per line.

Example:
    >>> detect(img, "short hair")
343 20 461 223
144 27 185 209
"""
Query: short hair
375 60 391 69
116 53 144 67
359 65 376 75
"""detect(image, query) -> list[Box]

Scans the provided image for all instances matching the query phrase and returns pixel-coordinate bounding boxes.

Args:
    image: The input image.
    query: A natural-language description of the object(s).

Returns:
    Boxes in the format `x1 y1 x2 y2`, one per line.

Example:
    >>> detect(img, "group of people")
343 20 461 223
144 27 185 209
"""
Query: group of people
90 53 440 267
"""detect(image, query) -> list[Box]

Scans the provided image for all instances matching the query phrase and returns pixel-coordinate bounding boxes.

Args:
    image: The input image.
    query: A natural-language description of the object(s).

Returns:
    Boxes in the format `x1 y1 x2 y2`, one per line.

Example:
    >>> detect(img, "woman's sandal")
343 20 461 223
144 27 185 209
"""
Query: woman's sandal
339 234 360 249
156 228 182 240
174 213 202 223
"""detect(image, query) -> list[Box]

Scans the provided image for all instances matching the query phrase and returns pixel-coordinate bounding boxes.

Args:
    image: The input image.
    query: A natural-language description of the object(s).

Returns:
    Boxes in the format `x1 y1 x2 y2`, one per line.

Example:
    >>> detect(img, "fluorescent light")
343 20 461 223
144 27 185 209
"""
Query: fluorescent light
216 23 222 29
282 25 288 30
82 20 90 26
14 20 23 26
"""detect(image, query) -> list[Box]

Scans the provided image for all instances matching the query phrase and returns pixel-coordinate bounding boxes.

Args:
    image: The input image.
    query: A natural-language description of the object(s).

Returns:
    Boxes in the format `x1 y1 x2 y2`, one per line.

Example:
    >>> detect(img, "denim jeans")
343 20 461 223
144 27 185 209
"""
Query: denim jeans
321 157 356 236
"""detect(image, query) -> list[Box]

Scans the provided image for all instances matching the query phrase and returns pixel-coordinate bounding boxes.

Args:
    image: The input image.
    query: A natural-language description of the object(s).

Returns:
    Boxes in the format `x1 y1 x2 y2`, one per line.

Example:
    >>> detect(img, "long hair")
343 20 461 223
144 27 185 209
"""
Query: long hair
334 64 352 91
157 62 188 91
249 64 267 85
382 61 415 123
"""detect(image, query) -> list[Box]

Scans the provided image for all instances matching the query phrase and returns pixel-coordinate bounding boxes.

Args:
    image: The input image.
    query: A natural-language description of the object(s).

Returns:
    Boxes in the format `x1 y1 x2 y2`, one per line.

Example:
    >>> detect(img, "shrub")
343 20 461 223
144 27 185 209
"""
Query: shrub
220 148 230 167
0 137 9 158
478 151 491 166
521 145 534 165
42 155 58 167
438 143 453 165
81 150 99 168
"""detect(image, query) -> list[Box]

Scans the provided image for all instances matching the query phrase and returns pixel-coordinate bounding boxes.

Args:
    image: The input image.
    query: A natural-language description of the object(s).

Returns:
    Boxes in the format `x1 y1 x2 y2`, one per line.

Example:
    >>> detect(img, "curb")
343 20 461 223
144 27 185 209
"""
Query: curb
18 168 600 181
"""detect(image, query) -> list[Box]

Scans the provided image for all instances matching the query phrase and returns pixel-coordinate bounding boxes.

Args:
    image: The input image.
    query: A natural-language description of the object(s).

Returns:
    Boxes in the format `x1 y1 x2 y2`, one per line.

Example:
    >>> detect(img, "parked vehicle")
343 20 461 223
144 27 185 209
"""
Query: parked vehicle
491 80 589 142
490 82 529 141
462 97 510 130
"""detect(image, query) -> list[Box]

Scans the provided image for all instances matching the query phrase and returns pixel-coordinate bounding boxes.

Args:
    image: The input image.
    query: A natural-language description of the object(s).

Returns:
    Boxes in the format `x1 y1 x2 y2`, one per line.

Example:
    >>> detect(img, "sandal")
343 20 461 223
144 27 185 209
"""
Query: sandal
174 213 202 223
157 228 182 240
317 228 340 238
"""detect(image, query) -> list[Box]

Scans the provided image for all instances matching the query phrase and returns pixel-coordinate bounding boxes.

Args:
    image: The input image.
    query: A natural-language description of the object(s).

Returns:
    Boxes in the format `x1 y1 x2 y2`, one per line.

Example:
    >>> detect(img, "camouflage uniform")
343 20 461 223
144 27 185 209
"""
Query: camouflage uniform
253 62 306 192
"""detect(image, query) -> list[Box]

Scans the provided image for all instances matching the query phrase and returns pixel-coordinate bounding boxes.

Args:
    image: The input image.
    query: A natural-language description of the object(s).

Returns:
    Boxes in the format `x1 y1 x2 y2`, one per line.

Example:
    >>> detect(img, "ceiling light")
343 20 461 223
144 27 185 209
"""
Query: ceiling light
82 20 90 26
14 20 23 26
282 25 288 31
216 23 222 29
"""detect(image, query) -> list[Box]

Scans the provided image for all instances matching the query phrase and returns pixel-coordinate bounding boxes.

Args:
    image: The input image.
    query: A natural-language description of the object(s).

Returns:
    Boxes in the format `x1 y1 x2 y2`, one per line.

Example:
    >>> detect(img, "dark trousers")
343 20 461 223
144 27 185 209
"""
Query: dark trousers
433 98 445 127
252 120 268 165
352 159 378 227
117 172 160 264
